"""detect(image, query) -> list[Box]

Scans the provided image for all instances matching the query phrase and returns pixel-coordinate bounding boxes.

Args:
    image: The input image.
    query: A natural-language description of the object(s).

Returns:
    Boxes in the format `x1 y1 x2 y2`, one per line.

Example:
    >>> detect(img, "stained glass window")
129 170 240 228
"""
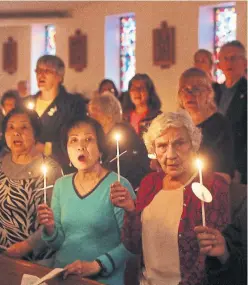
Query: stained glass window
120 16 136 92
213 7 236 83
45 25 56 55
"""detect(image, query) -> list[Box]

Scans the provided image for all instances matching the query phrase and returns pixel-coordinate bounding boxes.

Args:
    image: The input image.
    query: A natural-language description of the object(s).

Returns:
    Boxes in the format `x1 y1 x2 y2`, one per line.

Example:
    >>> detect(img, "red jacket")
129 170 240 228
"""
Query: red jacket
122 171 230 285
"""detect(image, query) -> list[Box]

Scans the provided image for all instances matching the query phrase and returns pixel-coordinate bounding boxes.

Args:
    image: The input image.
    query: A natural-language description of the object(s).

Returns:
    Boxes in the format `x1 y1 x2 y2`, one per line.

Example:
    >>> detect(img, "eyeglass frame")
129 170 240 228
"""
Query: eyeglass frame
178 85 211 96
34 68 57 75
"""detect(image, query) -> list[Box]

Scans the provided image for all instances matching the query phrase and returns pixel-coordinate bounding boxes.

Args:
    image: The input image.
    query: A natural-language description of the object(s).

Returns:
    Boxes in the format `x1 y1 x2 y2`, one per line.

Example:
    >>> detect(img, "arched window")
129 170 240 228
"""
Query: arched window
213 6 236 83
120 16 136 92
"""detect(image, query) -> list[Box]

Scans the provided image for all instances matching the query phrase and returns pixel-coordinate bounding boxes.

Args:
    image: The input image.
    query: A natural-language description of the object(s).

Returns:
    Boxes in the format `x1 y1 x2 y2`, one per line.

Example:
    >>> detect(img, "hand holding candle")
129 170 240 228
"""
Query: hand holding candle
114 133 121 182
41 164 48 204
192 158 212 227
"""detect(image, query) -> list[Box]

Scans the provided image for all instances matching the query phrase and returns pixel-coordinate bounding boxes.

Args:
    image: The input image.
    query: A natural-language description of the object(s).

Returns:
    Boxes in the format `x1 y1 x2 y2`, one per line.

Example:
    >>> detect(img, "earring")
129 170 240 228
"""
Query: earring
99 155 103 164
69 161 72 167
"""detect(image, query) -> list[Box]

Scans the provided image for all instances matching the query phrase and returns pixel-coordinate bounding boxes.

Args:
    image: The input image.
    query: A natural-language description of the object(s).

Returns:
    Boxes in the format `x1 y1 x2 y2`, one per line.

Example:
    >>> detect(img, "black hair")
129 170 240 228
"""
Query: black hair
2 107 42 147
61 115 108 161
125 73 161 112
1 90 20 107
98 79 119 98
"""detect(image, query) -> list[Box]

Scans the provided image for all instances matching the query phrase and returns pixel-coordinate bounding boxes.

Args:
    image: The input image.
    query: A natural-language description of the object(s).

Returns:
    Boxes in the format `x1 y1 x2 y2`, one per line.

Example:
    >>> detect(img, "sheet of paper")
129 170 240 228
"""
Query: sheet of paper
32 268 65 285
20 274 47 285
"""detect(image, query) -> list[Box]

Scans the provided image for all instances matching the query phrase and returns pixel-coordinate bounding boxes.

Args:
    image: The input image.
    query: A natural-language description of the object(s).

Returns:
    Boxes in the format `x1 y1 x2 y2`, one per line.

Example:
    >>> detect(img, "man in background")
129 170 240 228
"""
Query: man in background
215 40 247 184
17 80 29 98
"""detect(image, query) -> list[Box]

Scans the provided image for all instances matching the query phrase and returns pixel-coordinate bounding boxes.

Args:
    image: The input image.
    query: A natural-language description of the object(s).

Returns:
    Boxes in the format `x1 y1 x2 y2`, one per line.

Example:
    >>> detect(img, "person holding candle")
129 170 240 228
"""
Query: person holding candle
178 67 234 183
0 107 61 260
24 55 87 174
37 116 135 285
88 92 150 190
110 110 230 285
195 195 247 285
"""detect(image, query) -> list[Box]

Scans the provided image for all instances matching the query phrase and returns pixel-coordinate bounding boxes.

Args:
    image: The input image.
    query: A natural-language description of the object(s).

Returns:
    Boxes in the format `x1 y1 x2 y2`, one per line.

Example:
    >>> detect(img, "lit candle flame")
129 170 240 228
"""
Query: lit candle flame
27 102 34 110
114 133 121 141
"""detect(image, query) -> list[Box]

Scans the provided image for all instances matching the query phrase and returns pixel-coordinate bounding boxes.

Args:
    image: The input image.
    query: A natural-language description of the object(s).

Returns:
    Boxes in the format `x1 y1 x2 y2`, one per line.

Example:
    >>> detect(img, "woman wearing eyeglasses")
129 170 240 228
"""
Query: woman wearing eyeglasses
178 67 234 182
24 55 87 174
123 74 161 137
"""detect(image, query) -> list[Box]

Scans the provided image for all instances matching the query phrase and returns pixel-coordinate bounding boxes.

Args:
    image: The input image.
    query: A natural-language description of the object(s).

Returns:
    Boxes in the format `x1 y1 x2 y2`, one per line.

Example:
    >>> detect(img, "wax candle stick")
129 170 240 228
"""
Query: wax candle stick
196 158 206 226
115 133 121 182
109 150 127 162
41 164 48 204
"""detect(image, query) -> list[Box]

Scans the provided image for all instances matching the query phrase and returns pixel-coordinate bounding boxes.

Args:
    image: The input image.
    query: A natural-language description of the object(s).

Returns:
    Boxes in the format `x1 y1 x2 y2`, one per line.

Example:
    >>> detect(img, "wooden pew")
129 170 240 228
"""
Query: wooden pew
0 254 103 285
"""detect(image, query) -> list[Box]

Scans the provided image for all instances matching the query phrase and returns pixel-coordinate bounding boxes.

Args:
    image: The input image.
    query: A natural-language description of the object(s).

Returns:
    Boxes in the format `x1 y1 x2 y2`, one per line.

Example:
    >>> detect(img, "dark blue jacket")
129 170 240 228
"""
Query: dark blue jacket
24 86 86 173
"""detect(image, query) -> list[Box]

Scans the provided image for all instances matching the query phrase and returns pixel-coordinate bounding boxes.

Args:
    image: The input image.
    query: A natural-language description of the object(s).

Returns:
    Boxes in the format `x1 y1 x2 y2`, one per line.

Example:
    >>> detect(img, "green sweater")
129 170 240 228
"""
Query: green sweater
42 172 135 285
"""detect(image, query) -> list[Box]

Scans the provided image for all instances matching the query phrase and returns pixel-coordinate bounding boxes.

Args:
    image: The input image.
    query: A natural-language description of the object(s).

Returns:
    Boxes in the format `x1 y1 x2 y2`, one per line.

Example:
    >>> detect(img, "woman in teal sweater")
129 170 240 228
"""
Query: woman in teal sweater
37 116 135 285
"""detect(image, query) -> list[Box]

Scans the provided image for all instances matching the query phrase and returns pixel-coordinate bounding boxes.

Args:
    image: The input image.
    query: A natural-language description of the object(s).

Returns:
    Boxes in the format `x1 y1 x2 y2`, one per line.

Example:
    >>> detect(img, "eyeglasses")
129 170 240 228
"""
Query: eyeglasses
179 86 210 96
220 55 244 63
35 68 56 75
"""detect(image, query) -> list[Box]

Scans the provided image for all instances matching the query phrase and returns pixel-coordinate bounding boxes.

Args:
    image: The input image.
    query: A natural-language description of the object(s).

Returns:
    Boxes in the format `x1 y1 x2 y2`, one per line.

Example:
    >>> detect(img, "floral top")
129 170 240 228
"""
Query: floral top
122 171 230 285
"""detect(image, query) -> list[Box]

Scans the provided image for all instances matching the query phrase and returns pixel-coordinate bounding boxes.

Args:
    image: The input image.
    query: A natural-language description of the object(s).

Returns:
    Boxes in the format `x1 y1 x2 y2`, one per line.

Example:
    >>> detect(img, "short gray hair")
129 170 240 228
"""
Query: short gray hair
89 91 123 123
36 55 65 79
143 110 202 154
220 40 246 58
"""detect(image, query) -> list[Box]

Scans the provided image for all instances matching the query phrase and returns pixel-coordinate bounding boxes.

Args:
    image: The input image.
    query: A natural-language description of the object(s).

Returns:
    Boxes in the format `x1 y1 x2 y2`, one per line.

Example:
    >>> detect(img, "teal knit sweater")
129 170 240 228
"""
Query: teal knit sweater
42 172 135 285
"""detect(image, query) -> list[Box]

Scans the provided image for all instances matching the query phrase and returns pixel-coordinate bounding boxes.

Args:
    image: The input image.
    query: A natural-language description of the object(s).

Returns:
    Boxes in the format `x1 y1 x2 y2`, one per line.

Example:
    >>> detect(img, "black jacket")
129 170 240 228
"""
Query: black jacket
24 86 86 173
214 77 247 183
198 113 234 177
104 122 151 189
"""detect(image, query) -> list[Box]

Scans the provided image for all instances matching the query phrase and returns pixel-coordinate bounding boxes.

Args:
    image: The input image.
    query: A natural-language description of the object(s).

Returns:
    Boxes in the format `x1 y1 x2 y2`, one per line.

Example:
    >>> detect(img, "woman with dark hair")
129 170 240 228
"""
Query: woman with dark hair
123 73 161 136
38 116 135 285
98 79 119 99
1 90 21 116
0 90 21 144
0 107 61 260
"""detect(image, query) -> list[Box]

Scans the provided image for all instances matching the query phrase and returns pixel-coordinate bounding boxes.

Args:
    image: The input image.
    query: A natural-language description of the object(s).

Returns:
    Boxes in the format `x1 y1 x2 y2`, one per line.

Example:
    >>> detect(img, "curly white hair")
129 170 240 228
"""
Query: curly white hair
143 109 202 154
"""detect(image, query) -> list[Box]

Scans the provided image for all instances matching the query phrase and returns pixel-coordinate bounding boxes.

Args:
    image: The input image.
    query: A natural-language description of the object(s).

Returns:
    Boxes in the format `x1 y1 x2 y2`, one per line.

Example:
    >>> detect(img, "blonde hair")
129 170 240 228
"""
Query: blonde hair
89 91 123 123
143 110 202 154
178 67 216 112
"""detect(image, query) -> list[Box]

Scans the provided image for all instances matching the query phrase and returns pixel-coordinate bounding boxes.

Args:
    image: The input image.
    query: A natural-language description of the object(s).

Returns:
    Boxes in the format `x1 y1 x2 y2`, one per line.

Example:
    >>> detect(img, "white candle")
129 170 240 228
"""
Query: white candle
115 133 121 182
196 159 203 184
41 164 48 204
196 158 206 226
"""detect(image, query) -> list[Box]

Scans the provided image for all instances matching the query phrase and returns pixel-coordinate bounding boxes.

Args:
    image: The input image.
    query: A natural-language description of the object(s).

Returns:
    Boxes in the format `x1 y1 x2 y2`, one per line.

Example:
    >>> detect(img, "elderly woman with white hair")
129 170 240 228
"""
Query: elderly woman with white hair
88 92 150 190
178 67 234 182
110 111 230 285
